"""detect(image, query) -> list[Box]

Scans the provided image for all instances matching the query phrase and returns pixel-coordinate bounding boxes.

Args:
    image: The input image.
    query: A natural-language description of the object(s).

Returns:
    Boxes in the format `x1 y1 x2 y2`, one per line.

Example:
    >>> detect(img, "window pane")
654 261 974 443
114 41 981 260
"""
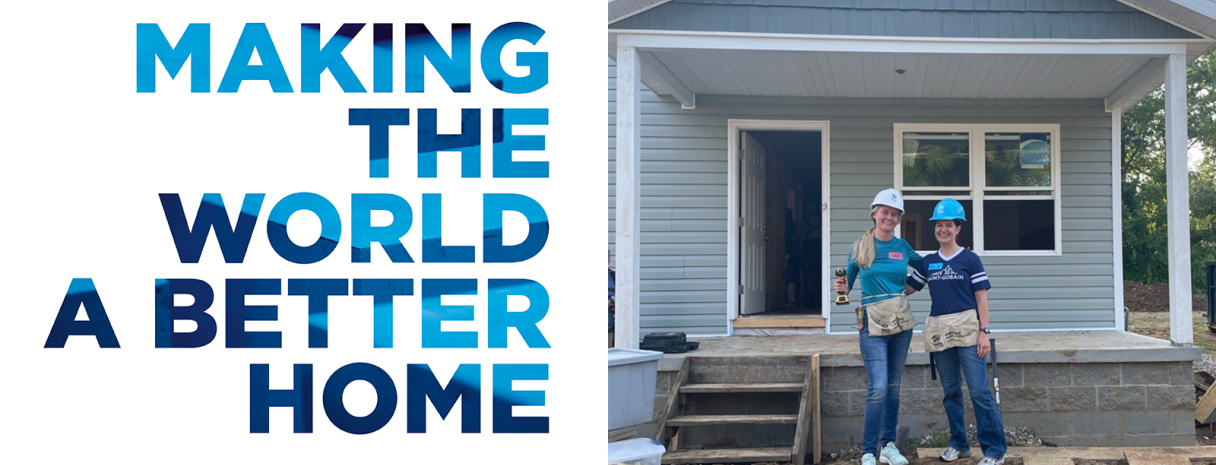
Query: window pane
902 132 970 187
984 190 1052 196
983 200 1054 250
905 190 971 197
985 132 1052 187
901 199 973 251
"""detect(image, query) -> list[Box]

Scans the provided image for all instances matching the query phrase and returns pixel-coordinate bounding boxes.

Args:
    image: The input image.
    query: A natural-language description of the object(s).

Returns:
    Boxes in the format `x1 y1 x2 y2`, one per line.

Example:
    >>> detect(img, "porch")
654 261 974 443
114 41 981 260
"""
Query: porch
642 331 1199 455
610 28 1205 345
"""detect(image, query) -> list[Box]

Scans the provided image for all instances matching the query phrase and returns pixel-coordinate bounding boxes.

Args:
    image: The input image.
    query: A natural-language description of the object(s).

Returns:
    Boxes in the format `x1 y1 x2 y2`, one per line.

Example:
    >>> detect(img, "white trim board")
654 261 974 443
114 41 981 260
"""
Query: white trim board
726 119 831 336
1116 0 1216 40
613 30 1197 56
1112 106 1126 332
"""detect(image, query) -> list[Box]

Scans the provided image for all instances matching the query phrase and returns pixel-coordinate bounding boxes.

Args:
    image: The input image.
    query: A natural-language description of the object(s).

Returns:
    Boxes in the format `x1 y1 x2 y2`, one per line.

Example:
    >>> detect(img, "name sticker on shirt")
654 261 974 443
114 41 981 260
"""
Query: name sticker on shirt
929 263 944 270
888 251 904 260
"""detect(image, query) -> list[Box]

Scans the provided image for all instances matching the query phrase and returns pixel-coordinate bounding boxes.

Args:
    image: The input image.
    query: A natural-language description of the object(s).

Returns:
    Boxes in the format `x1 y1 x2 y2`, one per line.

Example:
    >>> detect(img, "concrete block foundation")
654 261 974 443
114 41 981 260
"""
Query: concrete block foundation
641 331 1201 455
815 361 1198 450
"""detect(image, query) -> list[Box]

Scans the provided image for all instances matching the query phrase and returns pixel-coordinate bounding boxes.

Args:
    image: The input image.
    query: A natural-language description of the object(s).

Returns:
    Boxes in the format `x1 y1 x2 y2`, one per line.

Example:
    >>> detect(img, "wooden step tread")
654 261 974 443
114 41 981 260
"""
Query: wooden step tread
733 316 825 329
667 414 798 426
679 383 804 394
661 447 792 464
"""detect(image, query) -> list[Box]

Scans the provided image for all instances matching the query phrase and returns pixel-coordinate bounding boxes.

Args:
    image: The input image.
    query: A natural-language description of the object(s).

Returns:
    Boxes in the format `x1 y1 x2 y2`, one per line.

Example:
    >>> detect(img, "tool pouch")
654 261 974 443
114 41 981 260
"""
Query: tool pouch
922 309 980 353
865 294 915 336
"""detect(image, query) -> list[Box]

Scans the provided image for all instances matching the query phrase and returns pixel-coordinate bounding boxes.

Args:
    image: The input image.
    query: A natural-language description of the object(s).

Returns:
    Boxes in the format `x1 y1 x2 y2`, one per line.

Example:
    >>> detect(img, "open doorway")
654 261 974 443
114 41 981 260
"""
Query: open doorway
735 126 825 320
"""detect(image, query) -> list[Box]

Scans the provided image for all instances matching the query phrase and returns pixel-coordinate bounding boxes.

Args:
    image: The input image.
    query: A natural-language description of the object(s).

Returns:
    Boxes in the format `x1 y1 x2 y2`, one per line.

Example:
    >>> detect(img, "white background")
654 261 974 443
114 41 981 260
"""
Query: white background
0 1 607 463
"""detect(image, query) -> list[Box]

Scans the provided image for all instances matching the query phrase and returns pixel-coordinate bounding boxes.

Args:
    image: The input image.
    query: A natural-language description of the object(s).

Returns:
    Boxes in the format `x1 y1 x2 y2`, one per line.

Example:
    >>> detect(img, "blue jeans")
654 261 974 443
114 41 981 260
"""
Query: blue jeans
858 320 912 456
934 345 1007 459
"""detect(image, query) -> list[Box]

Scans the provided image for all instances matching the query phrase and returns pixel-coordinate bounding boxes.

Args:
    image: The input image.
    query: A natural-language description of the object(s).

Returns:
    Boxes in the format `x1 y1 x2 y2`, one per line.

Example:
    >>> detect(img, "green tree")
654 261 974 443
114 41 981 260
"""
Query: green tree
1122 52 1216 293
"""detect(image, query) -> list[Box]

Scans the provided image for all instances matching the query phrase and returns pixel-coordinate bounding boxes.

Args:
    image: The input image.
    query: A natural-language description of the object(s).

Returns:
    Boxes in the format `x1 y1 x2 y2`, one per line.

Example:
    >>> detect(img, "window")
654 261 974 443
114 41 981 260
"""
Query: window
894 124 1061 255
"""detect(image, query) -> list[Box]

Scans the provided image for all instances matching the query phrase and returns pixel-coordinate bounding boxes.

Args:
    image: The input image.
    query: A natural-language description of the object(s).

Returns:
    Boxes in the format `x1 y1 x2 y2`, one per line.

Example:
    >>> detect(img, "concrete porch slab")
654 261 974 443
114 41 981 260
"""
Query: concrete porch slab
658 330 1199 370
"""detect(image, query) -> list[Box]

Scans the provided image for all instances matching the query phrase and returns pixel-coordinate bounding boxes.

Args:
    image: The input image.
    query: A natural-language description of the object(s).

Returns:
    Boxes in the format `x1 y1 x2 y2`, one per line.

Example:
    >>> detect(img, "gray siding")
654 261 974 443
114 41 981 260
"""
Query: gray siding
610 59 732 336
609 60 1117 335
611 0 1199 39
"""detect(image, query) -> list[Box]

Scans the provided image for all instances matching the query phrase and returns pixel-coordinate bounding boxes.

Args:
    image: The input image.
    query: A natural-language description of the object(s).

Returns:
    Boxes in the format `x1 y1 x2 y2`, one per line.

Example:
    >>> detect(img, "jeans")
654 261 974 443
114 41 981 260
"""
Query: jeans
858 318 913 456
934 345 1007 459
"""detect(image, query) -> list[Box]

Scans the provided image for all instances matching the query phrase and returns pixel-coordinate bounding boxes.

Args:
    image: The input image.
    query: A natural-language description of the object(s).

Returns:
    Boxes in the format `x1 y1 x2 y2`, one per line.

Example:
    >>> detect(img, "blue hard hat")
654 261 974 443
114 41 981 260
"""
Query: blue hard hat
929 198 967 222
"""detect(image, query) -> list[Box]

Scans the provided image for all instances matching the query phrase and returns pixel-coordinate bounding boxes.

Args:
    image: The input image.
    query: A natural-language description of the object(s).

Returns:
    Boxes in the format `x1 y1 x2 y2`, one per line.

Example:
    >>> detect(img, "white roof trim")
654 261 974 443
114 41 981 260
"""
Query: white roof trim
608 0 672 25
1116 0 1216 40
1174 0 1216 19
614 29 1197 56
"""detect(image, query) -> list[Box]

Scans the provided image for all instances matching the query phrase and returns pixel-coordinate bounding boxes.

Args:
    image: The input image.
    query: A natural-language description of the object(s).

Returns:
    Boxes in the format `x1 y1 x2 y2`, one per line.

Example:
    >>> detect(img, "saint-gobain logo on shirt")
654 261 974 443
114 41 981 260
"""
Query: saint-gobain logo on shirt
928 265 964 281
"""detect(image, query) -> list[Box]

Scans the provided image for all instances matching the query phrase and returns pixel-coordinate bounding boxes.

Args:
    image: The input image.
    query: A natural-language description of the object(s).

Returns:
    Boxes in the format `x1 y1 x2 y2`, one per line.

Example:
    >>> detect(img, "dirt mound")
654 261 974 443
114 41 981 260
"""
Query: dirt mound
1124 280 1206 312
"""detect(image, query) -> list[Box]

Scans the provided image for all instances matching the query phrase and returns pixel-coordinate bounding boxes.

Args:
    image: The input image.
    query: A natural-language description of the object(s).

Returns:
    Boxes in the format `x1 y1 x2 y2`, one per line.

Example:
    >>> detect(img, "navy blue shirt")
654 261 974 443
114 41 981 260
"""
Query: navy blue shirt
907 248 991 317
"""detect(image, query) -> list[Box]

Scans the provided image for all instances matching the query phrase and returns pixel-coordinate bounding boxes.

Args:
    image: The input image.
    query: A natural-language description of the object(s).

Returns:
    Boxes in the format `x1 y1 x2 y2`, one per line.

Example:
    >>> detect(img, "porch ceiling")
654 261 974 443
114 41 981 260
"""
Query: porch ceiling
610 31 1215 109
644 49 1154 99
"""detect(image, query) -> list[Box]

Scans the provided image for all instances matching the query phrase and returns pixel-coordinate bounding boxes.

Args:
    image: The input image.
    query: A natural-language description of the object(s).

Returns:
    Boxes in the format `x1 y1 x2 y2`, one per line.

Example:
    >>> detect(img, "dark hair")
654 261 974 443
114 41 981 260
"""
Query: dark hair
933 219 964 229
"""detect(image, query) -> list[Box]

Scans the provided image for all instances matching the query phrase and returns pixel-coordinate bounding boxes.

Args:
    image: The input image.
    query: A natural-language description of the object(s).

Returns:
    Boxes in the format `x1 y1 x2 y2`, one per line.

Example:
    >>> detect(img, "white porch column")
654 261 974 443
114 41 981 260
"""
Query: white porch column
1165 53 1193 345
614 45 642 349
1112 105 1126 331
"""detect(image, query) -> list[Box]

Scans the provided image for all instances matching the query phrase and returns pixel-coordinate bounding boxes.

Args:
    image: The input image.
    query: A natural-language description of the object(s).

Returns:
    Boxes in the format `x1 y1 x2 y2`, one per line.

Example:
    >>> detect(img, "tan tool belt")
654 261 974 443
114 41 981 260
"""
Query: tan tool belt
864 294 916 336
922 309 980 353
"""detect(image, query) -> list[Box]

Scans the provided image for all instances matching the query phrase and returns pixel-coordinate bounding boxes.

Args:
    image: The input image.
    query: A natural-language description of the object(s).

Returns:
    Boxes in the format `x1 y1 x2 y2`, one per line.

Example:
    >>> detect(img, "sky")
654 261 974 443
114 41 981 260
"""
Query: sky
1193 144 1210 170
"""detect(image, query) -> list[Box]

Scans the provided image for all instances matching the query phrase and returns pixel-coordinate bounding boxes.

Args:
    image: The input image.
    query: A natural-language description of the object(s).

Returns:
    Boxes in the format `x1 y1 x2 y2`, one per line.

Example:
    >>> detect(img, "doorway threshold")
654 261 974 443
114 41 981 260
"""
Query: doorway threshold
733 314 825 336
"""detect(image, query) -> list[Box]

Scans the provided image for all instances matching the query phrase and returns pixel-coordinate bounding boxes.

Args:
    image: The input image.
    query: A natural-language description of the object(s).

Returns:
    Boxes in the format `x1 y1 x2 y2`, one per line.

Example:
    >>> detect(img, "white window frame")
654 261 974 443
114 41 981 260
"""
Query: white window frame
893 123 1063 257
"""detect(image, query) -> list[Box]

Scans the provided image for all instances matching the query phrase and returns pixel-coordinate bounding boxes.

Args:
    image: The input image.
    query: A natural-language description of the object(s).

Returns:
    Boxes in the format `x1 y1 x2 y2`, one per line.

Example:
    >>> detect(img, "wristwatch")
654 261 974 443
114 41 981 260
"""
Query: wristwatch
980 327 991 334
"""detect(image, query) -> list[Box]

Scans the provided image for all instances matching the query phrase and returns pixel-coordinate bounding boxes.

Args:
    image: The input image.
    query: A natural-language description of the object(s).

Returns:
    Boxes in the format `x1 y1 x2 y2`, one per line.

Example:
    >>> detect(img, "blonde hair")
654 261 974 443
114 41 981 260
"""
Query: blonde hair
853 225 878 269
853 206 901 269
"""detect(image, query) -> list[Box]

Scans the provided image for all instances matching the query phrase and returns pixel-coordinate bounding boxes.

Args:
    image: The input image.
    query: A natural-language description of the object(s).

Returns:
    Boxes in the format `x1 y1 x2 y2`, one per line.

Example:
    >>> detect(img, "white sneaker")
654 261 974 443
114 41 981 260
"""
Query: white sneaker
861 453 877 465
879 442 909 465
977 457 1005 465
939 446 972 462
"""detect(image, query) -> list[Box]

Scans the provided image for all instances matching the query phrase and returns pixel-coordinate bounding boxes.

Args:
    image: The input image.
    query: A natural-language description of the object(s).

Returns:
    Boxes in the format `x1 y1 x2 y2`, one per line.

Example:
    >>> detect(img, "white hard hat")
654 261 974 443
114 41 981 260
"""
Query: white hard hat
871 188 905 212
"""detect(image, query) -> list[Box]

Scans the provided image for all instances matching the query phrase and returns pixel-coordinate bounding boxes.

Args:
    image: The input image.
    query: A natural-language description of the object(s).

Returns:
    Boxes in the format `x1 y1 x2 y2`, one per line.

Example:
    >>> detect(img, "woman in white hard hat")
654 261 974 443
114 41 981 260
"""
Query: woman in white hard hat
905 198 1006 465
833 188 921 465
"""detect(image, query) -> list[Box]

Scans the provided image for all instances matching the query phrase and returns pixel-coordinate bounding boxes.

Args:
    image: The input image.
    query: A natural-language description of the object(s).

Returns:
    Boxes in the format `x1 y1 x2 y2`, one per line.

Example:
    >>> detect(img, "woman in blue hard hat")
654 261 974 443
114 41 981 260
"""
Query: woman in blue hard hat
833 188 921 465
905 198 1006 465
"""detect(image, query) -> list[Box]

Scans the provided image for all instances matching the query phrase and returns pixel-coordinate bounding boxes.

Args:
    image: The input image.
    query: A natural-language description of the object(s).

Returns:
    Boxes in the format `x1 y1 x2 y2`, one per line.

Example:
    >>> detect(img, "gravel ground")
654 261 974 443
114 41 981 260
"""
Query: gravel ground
821 426 1045 463
1197 354 1216 374
913 425 1046 449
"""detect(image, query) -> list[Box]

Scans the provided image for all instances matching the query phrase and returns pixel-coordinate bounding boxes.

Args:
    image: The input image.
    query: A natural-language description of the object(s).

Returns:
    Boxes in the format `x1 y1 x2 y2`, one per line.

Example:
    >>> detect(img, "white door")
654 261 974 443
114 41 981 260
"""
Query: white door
740 132 766 315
